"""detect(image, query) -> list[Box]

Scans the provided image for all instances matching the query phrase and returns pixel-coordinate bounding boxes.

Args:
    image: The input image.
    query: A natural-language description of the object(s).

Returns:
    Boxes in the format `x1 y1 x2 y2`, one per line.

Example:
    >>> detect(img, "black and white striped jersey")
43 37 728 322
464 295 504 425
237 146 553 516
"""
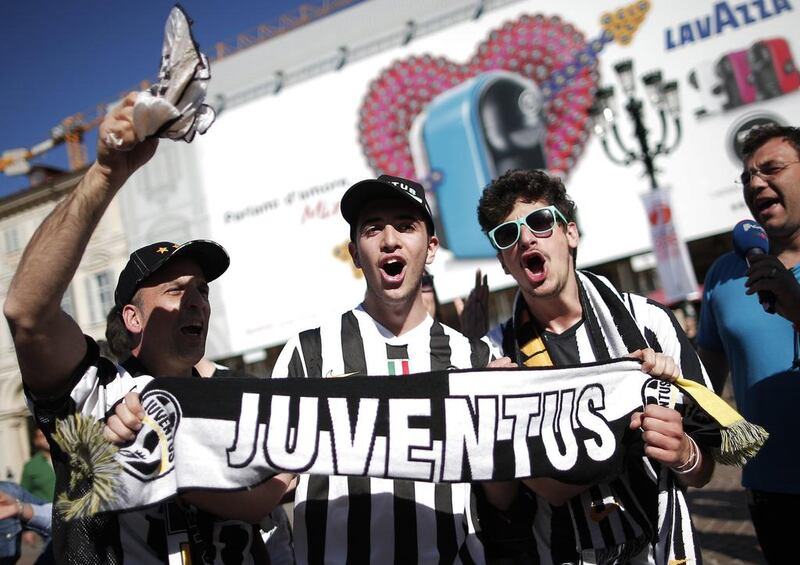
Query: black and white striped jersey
25 337 265 565
487 287 711 565
273 306 495 565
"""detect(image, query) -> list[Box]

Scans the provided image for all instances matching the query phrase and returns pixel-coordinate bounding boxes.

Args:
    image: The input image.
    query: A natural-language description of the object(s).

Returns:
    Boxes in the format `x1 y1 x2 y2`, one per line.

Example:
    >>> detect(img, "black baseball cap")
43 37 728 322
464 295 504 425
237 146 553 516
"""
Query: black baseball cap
341 174 435 235
114 240 230 309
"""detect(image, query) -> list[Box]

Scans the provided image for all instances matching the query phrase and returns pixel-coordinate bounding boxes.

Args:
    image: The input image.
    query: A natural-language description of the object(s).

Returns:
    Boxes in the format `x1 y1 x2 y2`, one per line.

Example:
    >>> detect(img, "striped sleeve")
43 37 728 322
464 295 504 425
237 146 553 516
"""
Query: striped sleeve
272 335 306 379
624 293 712 389
470 337 496 367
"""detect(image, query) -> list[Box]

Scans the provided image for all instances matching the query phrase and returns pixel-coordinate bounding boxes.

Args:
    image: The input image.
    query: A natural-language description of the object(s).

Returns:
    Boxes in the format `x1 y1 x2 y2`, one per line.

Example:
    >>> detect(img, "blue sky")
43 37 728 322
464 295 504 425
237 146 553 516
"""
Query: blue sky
0 0 362 197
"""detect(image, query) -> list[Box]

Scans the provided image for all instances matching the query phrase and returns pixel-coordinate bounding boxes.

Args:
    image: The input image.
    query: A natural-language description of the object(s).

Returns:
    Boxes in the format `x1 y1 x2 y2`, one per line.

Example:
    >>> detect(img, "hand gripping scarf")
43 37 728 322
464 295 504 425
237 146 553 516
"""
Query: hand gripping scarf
53 274 765 521
131 5 216 143
499 270 768 564
504 271 767 465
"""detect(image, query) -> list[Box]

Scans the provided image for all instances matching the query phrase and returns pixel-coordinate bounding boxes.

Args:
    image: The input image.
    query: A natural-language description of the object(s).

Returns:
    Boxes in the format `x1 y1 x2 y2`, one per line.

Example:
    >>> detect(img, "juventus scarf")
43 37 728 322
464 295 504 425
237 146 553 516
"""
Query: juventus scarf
504 271 768 467
496 271 769 565
55 357 763 519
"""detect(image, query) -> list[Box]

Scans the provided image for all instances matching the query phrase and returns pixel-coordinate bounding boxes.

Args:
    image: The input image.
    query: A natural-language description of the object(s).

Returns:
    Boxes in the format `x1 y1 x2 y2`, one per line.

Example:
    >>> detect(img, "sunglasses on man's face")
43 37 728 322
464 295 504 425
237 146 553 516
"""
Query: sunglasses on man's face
487 205 568 250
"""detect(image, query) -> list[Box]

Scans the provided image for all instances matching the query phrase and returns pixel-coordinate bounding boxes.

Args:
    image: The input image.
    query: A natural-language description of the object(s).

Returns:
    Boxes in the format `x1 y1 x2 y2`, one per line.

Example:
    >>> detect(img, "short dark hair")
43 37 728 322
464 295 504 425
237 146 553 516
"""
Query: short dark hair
477 169 577 233
105 306 133 362
741 125 800 161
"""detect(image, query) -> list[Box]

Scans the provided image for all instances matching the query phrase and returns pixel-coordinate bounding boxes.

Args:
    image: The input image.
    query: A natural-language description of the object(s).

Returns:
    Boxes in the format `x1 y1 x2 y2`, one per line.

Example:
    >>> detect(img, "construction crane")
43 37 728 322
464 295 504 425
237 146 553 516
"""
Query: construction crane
0 0 357 178
0 107 108 176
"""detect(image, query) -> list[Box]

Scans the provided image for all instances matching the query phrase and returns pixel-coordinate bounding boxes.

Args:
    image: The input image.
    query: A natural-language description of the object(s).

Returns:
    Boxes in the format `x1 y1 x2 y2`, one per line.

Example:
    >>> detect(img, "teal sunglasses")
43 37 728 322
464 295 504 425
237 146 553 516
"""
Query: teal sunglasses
487 205 568 250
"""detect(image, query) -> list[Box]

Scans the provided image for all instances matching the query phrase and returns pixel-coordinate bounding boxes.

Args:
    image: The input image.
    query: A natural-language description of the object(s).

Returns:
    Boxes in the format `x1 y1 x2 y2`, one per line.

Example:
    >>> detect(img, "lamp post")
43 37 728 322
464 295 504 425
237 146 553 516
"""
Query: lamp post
589 59 682 190
589 59 699 307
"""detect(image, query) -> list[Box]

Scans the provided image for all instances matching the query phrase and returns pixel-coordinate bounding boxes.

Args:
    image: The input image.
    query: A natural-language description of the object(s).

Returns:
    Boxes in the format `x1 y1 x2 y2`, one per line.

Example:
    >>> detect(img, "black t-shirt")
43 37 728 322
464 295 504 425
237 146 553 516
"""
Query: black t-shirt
540 318 584 366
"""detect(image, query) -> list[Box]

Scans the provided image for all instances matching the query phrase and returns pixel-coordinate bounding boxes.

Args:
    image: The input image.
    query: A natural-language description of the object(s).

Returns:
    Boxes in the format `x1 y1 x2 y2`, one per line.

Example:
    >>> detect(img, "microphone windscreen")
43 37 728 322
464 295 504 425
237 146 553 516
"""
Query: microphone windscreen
732 220 769 259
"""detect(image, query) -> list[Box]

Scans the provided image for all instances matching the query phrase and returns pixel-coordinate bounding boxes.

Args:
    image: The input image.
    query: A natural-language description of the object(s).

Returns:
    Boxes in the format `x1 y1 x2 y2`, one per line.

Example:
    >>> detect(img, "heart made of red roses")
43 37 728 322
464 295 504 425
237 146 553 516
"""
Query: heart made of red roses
358 13 600 181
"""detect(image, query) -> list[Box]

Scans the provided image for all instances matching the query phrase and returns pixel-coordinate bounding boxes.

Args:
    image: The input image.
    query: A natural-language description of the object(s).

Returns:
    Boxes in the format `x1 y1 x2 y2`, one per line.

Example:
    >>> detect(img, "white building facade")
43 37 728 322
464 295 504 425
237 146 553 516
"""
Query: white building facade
0 171 130 479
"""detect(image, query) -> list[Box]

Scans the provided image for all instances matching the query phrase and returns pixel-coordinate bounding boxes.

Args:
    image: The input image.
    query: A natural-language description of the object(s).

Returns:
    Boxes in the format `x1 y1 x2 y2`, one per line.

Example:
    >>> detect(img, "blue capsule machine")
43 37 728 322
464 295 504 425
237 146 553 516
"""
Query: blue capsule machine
410 70 548 258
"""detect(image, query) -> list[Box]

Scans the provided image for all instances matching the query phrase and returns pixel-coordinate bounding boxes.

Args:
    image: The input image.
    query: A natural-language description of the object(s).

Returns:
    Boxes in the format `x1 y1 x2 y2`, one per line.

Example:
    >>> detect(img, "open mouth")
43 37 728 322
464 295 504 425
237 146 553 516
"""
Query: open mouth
181 323 203 336
524 253 545 275
381 258 406 278
755 196 781 213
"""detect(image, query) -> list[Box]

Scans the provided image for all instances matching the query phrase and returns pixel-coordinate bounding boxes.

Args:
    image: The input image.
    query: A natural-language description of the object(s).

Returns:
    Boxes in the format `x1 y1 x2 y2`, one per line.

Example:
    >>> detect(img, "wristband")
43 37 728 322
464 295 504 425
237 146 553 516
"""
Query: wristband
15 499 24 520
671 435 700 475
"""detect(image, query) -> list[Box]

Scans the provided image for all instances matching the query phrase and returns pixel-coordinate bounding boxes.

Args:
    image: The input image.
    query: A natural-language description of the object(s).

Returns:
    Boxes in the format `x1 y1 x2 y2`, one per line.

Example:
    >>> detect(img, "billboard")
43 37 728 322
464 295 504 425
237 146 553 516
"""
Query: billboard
183 0 800 354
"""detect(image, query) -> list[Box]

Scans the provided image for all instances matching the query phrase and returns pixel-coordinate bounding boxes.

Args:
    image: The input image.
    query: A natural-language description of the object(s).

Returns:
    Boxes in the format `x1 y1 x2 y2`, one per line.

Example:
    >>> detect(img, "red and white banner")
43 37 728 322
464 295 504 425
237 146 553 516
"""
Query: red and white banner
641 188 700 304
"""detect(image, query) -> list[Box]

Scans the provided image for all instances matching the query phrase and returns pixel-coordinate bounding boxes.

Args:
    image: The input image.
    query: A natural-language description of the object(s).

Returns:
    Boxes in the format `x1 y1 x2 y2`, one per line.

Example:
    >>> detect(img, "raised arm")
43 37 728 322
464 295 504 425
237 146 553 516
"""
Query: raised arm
3 93 157 397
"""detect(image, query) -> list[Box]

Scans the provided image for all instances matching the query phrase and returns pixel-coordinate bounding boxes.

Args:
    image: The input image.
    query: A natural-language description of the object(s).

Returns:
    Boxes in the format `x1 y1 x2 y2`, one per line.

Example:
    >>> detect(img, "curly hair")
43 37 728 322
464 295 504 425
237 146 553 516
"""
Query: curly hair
741 125 800 161
477 169 577 233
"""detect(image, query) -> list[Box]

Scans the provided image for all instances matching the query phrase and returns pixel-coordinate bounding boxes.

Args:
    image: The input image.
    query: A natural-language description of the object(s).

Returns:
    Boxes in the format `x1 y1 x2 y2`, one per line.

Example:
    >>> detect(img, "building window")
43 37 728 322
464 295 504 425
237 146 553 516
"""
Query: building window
4 227 21 254
61 285 76 320
86 271 115 323
0 313 7 352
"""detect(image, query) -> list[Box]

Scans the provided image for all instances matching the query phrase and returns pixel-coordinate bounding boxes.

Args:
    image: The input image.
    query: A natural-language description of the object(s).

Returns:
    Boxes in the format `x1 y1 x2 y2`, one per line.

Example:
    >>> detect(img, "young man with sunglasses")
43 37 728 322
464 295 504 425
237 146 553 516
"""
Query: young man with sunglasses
697 125 800 564
272 174 497 564
475 169 714 565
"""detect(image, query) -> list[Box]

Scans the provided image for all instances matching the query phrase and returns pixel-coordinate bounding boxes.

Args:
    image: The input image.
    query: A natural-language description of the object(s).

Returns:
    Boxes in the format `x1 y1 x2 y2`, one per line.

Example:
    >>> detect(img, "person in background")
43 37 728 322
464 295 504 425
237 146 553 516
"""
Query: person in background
420 269 441 320
20 428 54 503
454 269 490 338
18 427 55 552
0 482 53 565
696 124 800 564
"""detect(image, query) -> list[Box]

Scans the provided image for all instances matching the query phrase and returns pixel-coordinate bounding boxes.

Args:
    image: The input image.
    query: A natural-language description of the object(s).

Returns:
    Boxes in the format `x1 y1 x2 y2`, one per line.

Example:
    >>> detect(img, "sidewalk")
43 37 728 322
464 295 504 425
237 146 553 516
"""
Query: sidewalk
687 463 765 564
686 379 766 564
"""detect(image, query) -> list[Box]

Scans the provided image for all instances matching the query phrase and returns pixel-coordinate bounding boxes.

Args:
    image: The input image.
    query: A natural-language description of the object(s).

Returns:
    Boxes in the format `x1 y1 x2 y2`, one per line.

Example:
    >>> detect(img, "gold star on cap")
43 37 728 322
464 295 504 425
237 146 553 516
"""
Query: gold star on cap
156 247 169 254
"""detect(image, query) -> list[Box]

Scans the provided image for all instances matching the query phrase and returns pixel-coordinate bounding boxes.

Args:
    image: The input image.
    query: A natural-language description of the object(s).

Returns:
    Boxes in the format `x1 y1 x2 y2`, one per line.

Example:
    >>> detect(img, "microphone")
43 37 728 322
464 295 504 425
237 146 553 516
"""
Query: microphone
732 220 775 314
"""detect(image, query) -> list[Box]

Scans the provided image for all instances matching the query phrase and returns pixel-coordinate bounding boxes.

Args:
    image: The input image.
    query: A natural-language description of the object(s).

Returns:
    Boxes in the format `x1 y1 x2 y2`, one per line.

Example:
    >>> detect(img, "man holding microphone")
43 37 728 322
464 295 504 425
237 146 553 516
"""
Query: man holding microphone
697 125 800 564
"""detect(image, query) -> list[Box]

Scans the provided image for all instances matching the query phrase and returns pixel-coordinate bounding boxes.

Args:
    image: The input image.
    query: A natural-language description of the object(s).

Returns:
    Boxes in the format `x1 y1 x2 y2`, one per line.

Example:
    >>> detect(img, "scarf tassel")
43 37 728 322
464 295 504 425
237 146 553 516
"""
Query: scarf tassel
52 413 123 521
674 376 768 467
715 418 770 466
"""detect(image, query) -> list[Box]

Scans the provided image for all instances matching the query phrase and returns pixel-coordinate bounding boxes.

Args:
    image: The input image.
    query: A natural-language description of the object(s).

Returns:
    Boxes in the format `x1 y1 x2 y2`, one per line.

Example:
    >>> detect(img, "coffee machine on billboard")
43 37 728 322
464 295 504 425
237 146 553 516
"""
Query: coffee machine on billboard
690 36 799 116
411 70 547 258
749 38 800 99
716 48 758 109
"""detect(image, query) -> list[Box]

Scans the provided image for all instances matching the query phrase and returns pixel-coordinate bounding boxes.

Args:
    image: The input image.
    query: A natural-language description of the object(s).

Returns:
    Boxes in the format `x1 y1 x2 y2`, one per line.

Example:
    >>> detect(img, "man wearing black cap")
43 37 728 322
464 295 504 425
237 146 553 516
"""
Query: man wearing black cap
271 174 499 564
4 96 290 563
108 240 228 375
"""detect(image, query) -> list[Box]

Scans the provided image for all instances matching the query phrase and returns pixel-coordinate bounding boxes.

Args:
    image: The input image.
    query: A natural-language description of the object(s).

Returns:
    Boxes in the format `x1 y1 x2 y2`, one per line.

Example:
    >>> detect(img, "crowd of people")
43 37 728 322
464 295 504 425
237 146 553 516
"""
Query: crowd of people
1 91 796 565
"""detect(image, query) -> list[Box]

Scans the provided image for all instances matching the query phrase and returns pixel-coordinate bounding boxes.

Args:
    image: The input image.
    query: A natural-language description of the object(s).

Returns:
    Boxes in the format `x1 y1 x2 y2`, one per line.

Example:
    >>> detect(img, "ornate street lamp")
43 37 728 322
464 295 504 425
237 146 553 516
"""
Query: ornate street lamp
589 59 681 190
589 59 699 307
